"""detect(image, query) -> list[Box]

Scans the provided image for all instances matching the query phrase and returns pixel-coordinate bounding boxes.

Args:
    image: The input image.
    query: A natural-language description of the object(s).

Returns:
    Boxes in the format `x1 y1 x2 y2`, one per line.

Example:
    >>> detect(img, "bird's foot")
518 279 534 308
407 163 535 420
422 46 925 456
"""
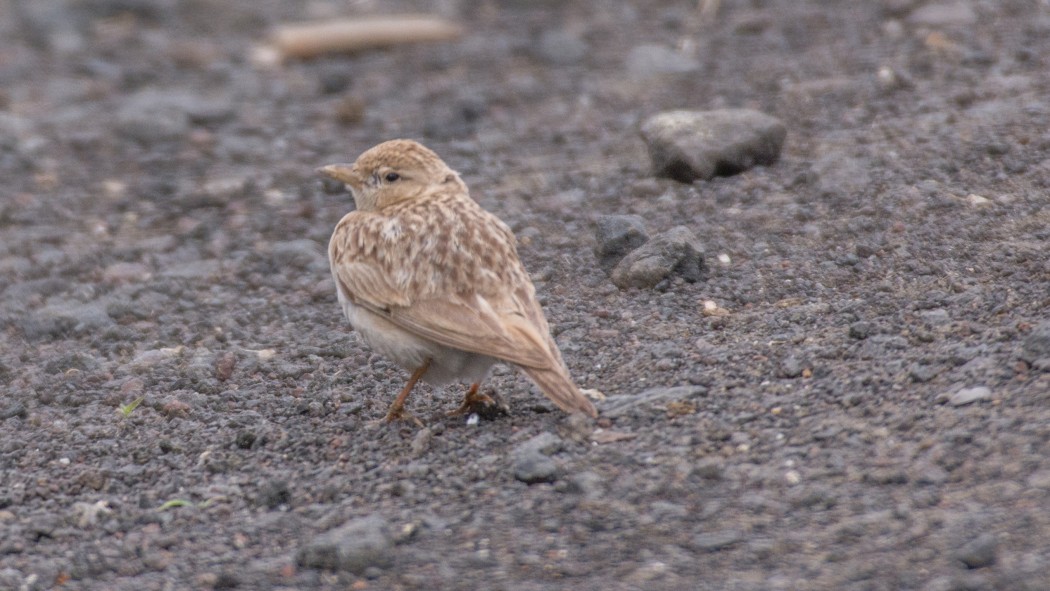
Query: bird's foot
448 384 509 420
367 404 425 428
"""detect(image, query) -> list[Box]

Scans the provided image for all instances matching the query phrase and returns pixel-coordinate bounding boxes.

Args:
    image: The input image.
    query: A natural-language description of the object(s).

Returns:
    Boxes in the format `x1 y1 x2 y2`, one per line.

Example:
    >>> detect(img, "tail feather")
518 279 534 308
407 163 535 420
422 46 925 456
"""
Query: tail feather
519 364 598 418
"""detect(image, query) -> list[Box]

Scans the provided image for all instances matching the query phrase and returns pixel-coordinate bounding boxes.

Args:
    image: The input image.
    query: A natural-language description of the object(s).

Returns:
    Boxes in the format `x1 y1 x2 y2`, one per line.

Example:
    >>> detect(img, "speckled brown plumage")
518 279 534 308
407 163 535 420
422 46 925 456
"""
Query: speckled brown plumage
320 139 597 422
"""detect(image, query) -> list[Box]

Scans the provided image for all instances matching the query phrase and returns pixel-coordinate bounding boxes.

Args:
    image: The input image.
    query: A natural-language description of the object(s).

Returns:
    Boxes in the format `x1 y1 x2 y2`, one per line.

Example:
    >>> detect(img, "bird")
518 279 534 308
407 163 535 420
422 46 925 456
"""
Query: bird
319 139 598 424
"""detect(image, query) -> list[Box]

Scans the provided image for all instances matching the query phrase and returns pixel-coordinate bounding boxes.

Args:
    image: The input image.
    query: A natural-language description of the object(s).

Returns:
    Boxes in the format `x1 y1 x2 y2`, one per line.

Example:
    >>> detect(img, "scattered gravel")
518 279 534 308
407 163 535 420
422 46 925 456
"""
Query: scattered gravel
3 2 1049 590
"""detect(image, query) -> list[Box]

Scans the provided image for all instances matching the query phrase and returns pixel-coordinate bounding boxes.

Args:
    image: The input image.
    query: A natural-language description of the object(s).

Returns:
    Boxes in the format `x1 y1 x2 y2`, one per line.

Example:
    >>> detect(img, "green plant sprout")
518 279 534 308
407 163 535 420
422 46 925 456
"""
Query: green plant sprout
118 396 145 418
157 499 194 511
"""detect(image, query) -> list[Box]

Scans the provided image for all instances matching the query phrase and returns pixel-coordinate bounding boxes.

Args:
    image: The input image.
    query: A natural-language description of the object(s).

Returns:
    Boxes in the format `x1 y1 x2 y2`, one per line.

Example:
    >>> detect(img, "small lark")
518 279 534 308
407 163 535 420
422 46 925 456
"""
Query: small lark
320 139 598 423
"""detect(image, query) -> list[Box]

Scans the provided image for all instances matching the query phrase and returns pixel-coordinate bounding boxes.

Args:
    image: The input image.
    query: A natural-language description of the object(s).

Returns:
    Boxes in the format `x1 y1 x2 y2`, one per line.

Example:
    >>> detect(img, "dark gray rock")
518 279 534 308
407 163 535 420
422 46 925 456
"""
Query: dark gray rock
849 321 874 340
297 515 392 573
182 96 236 126
511 432 564 485
908 363 938 383
512 453 559 485
610 226 705 289
318 64 354 94
1020 321 1050 370
593 215 649 272
640 109 786 182
256 479 291 509
690 460 724 481
954 533 997 569
780 356 804 378
0 403 27 420
865 469 909 485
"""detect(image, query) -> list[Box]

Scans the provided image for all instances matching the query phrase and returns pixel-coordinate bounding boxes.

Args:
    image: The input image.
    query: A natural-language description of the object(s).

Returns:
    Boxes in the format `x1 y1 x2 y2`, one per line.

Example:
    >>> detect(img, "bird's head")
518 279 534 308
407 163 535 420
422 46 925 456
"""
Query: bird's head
318 139 463 211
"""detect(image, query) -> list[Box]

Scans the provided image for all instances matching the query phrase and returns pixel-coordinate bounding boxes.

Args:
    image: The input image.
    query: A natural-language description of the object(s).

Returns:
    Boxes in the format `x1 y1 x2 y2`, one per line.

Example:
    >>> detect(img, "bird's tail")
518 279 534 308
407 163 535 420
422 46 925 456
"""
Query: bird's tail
519 363 598 418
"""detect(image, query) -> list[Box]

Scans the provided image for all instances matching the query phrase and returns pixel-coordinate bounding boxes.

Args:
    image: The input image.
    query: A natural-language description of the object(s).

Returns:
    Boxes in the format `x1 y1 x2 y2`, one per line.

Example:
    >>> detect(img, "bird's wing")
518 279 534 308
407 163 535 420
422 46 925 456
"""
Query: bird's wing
391 292 554 369
329 208 555 370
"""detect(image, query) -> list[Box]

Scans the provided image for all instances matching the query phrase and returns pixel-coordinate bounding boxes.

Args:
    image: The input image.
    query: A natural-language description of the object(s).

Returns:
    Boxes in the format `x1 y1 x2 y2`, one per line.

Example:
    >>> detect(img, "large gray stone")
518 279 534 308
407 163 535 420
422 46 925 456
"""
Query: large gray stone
296 514 392 574
954 532 997 569
610 226 705 289
512 453 559 485
640 109 786 183
1020 321 1050 371
511 432 565 485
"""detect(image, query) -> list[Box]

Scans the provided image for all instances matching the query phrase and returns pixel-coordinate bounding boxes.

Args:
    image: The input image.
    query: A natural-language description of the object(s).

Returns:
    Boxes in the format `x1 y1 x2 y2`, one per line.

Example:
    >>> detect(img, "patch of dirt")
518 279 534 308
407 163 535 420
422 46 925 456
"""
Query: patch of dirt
2 1 1049 589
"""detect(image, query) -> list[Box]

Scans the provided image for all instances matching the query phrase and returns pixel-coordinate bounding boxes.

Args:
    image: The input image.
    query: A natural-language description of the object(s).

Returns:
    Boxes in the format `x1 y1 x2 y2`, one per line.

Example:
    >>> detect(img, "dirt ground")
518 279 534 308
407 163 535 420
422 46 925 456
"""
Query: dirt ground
2 1 1050 589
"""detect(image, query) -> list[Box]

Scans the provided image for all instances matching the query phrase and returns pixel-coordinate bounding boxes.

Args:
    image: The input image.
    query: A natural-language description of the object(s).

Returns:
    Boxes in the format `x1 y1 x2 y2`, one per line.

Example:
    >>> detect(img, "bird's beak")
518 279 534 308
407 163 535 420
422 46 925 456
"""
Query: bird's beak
317 163 361 189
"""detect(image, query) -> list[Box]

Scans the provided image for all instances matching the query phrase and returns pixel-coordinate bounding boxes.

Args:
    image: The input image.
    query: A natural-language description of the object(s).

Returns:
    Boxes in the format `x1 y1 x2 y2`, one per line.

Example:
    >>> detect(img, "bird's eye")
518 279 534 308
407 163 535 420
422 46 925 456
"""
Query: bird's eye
384 172 400 182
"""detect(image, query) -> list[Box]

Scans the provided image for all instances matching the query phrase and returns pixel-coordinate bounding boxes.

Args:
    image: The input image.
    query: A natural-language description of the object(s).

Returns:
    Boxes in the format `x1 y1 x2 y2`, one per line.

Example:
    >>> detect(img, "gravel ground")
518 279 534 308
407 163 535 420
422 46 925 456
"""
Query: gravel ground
2 1 1050 590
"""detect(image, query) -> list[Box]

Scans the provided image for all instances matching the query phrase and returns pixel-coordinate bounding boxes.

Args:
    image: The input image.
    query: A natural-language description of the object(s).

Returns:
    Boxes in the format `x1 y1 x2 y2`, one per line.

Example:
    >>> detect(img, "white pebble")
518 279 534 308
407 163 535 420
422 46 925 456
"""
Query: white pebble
949 386 992 406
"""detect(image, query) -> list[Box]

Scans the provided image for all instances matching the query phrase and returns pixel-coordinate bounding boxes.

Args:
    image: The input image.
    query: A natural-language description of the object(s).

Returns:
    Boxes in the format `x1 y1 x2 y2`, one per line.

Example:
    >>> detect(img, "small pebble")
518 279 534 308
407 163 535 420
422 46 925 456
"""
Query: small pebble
954 533 997 569
948 386 992 407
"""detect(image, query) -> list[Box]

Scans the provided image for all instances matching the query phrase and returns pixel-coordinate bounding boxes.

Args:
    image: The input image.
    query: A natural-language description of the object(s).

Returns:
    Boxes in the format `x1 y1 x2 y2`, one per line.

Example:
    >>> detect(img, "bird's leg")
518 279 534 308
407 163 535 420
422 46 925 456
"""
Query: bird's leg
381 358 431 425
449 383 508 418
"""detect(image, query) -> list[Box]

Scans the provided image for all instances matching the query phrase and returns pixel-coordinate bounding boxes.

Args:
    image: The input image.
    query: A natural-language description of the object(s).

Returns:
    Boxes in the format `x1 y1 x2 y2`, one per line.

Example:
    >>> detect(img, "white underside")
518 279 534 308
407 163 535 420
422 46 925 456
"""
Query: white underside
340 298 497 386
